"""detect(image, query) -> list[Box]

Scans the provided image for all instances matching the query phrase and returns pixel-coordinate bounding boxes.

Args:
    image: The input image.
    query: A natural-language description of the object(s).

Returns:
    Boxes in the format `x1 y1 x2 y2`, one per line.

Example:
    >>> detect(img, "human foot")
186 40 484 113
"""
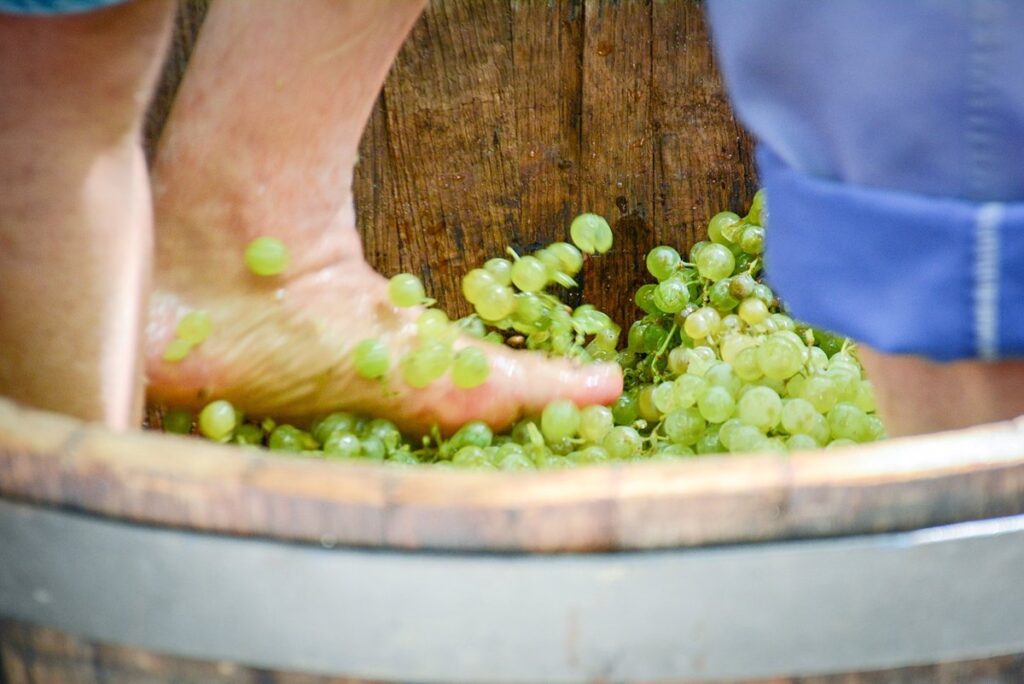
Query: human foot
144 0 621 434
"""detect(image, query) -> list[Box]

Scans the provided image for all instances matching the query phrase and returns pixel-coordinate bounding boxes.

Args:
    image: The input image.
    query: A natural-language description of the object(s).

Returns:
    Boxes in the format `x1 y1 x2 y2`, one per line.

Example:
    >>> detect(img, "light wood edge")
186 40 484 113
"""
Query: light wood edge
1 398 1023 552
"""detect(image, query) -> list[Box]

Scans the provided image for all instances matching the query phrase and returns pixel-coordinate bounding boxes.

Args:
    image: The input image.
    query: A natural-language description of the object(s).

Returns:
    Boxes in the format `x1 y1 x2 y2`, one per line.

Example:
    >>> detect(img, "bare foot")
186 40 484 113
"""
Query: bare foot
144 0 621 434
858 345 1024 437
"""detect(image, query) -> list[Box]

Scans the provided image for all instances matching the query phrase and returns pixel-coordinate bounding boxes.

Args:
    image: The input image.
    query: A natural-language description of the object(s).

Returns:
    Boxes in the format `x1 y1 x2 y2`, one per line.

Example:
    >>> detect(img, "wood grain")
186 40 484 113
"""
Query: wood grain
4 621 1023 684
146 0 757 326
2 398 1024 552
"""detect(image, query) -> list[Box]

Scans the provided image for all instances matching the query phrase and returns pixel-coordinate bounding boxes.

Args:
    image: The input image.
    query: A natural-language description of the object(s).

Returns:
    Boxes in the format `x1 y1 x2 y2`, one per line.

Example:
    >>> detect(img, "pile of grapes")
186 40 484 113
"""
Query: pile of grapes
156 190 885 468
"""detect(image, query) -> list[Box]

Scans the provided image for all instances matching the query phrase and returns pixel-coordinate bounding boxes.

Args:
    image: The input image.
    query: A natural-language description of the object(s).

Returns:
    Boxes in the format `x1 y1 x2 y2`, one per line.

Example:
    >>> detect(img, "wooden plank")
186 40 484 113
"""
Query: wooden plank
3 399 1024 552
579 0 655 323
651 0 758 250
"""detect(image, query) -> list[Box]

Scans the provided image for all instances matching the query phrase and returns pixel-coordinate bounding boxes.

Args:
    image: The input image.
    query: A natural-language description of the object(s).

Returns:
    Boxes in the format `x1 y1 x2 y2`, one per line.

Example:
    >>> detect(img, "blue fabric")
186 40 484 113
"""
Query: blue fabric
706 0 1024 360
0 0 126 15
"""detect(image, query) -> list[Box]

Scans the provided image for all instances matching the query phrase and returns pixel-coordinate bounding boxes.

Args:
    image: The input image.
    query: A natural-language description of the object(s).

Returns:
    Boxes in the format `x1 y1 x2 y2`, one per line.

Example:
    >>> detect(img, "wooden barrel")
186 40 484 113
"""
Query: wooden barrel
4 1 1024 682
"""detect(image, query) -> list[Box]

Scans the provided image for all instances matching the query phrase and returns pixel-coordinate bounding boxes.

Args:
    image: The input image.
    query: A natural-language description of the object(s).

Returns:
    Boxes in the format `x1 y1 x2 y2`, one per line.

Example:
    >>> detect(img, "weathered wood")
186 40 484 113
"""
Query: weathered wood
146 0 756 326
4 621 1024 684
2 399 1024 552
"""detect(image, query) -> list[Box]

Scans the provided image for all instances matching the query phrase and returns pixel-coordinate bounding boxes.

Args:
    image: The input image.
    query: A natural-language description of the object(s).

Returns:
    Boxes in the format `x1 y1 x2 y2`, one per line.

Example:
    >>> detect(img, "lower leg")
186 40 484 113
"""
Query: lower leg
147 0 622 433
858 347 1024 436
0 1 174 429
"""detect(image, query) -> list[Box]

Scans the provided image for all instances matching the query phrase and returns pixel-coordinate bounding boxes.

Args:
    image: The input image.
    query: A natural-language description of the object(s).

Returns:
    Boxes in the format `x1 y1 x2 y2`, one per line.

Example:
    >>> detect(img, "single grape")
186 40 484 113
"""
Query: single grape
388 273 426 307
746 189 766 225
198 400 236 442
360 436 387 461
738 297 769 325
574 445 611 464
416 309 450 340
162 338 194 363
163 409 193 435
708 279 739 311
637 384 662 422
653 278 690 314
322 430 361 458
579 405 614 443
739 225 765 255
511 255 550 292
611 391 640 425
695 428 724 455
635 283 660 315
572 305 614 335
541 399 581 442
733 346 764 382
707 211 741 245
683 307 720 340
828 402 870 442
312 412 357 445
800 375 839 414
364 418 402 450
499 451 536 470
176 310 212 345
729 273 756 300
353 338 390 380
462 269 496 304
756 334 804 380
244 237 289 277
269 425 305 452
448 420 494 452
483 258 513 286
689 240 710 263
548 242 584 275
452 347 490 388
652 381 677 414
475 285 516 321
737 386 783 432
233 423 264 446
602 426 642 459
695 243 735 281
664 407 705 446
646 246 681 281
786 434 819 451
698 385 736 423
672 374 708 409
728 424 769 453
570 213 612 254
781 398 820 435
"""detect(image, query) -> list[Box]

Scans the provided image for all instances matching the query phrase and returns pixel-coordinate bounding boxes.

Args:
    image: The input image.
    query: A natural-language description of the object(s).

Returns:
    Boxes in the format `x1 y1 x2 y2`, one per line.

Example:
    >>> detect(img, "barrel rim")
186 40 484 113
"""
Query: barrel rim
1 398 1023 552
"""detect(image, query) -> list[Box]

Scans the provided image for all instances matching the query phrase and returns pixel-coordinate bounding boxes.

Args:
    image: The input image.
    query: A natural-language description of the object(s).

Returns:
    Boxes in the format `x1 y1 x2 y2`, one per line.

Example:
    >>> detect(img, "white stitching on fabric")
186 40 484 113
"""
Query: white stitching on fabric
974 203 1002 360
967 0 1002 201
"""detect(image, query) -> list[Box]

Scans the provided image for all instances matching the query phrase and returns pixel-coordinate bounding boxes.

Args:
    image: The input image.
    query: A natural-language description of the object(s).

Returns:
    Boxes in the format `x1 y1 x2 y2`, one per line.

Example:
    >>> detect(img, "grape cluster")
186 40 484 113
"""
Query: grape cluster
159 190 885 466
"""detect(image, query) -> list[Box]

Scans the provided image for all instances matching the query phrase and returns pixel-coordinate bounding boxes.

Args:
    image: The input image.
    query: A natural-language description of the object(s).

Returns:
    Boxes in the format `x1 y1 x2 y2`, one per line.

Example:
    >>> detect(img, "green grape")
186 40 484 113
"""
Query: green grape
826 438 857 450
462 268 496 304
664 407 705 446
389 450 420 465
746 189 766 225
312 411 357 445
574 445 611 464
708 279 739 311
683 307 720 340
269 425 305 452
756 334 804 380
572 305 613 335
233 423 264 446
738 297 769 325
417 309 450 339
570 213 613 254
769 314 797 332
448 420 494 451
698 385 735 423
456 315 487 338
739 225 765 255
602 426 642 459
689 240 710 263
828 365 862 402
536 248 563 274
579 405 614 443
695 243 735 281
732 346 763 382
244 236 289 277
353 338 389 380
162 338 193 363
729 273 756 300
780 398 820 435
176 310 212 345
800 375 839 414
737 386 783 432
637 384 662 422
540 400 581 443
198 400 236 442
653 278 690 314
364 418 402 450
807 412 832 445
672 374 709 409
475 285 516 321
812 328 846 357
667 346 691 374
728 424 769 453
401 341 451 389
323 431 361 458
705 362 742 397
864 414 887 441
499 451 535 470
452 347 490 389
707 211 741 245
593 325 620 351
611 391 640 425
635 284 660 315
753 283 775 306
511 255 550 292
719 333 755 365
388 273 426 307
360 436 387 461
695 428 724 455
807 346 830 373
646 246 681 281
548 242 584 275
484 258 513 286
717 418 745 450
641 323 669 353
513 292 547 328
163 409 193 435
786 434 819 451
828 402 870 442
652 381 677 414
